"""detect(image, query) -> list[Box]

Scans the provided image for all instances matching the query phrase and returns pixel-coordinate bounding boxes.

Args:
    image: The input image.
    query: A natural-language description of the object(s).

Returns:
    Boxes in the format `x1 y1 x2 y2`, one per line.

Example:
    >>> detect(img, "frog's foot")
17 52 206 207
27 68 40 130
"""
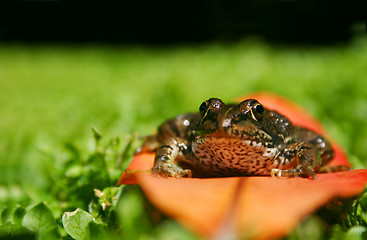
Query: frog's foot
153 137 192 178
271 166 317 179
272 142 322 179
318 165 352 173
153 164 192 178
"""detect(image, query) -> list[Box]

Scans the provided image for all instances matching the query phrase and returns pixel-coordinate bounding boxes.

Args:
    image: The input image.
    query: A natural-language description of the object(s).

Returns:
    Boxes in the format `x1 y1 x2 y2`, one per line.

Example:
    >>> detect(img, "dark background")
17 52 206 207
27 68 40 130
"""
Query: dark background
0 0 366 44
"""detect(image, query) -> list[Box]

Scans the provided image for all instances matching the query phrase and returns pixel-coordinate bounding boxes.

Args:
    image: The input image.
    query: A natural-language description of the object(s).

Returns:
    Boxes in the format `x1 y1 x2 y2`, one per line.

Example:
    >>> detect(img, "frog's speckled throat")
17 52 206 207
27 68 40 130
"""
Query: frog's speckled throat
192 136 295 177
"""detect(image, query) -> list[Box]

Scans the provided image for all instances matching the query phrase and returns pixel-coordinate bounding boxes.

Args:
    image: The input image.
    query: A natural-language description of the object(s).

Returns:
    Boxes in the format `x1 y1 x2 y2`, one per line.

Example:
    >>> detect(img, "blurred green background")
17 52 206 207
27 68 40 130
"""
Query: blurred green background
1 35 367 238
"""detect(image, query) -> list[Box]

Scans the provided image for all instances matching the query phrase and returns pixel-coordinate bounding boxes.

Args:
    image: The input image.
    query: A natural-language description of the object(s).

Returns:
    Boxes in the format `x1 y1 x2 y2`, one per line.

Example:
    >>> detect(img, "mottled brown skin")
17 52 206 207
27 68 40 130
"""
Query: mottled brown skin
146 98 346 179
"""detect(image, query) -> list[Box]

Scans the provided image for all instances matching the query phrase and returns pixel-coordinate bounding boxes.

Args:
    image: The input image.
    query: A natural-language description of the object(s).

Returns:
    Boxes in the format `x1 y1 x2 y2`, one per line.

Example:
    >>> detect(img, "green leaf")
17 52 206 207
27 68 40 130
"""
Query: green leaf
345 226 367 240
117 186 153 239
85 152 110 188
86 221 106 240
41 227 64 240
62 208 95 240
286 216 323 240
0 225 36 239
65 165 84 178
1 207 11 225
22 202 61 240
12 206 26 225
92 127 102 148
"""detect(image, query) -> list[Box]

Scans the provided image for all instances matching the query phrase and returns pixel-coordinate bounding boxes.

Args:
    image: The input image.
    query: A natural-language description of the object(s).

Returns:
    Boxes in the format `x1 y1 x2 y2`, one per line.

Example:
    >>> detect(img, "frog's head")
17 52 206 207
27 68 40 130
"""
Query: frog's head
196 98 272 142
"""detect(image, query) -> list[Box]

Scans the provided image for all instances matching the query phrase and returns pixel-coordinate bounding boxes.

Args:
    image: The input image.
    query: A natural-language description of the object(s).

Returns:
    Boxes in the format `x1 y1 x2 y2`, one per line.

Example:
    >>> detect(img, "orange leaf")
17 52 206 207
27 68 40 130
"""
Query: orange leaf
118 92 367 239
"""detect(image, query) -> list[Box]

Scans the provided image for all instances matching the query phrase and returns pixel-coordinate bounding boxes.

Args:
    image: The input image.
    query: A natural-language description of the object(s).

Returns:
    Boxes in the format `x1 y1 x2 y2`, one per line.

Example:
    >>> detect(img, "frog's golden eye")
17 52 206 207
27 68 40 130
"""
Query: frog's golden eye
240 99 264 121
199 98 224 117
254 103 264 115
250 103 264 121
239 99 264 120
199 101 210 116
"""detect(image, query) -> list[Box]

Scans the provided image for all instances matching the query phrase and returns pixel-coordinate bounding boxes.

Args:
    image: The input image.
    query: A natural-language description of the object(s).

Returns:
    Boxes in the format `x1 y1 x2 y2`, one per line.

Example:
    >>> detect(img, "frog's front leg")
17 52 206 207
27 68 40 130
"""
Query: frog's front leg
153 137 192 178
271 142 322 179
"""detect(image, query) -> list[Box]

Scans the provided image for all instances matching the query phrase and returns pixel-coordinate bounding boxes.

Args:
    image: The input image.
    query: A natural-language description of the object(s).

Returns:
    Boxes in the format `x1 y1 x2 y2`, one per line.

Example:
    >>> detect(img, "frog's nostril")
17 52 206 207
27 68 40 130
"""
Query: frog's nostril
233 116 241 122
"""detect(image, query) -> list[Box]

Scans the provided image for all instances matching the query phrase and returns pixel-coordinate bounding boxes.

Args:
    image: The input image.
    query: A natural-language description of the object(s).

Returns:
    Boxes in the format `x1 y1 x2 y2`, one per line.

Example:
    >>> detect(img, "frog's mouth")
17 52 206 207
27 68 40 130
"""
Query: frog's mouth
195 133 269 148
202 124 271 139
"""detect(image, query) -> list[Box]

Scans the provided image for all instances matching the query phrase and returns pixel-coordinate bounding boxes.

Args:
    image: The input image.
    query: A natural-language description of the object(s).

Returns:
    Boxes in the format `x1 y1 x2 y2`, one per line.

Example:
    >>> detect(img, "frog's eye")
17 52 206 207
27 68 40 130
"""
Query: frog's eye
199 101 209 116
199 98 224 117
254 103 264 115
251 103 264 121
240 99 264 121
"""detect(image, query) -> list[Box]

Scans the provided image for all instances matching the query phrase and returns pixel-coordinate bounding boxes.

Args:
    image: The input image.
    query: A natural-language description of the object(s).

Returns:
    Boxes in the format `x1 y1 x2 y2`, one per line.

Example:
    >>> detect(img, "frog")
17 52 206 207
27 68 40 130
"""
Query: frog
144 98 349 179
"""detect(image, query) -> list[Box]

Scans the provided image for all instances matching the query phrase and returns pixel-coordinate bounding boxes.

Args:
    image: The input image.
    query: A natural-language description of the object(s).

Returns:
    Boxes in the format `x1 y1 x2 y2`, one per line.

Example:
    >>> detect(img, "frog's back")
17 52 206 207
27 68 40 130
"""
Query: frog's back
157 113 200 142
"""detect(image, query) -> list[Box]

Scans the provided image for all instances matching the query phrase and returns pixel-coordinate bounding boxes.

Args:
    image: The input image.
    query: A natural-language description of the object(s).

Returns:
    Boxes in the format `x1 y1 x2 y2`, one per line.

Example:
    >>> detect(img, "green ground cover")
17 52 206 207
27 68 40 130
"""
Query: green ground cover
1 37 367 239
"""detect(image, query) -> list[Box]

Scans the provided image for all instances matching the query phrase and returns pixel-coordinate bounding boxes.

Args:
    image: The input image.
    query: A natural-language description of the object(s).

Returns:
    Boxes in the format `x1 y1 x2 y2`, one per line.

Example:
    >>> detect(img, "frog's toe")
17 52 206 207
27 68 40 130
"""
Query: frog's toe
271 167 316 179
153 164 192 178
318 165 352 173
271 168 282 178
271 168 302 178
179 169 192 178
270 168 299 178
302 166 317 179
